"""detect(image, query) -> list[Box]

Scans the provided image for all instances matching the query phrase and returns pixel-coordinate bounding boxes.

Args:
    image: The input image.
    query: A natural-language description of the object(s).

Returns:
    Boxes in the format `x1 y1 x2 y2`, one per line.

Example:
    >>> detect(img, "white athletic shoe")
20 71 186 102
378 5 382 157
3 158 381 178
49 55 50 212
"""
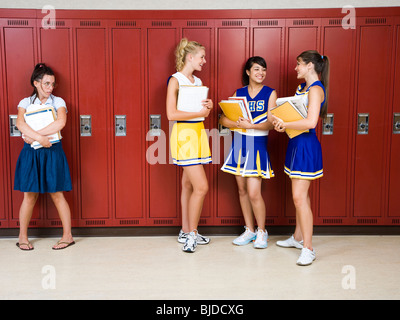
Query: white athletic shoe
178 229 210 245
253 228 268 249
233 226 257 246
296 247 316 266
276 235 304 249
182 231 197 253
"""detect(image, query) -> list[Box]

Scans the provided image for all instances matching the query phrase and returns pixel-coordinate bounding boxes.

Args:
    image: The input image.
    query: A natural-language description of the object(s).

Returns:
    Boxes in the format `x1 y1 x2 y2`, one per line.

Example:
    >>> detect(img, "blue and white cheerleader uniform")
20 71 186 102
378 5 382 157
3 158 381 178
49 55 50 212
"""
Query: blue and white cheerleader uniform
221 86 275 179
14 94 72 193
169 72 212 166
284 80 326 180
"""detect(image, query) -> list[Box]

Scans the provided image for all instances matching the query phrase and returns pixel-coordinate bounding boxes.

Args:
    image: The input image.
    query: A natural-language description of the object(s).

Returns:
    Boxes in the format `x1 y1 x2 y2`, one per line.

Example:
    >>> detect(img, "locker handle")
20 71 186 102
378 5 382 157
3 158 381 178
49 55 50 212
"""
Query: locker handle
322 113 334 135
393 113 400 134
357 113 369 135
80 115 92 136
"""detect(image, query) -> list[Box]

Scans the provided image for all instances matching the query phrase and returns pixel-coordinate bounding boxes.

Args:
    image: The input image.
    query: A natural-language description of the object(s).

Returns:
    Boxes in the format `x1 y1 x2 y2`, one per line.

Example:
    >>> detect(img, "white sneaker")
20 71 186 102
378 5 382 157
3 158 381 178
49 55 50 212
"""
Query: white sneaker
178 229 210 245
182 231 197 253
296 247 316 266
233 226 257 246
276 235 303 249
253 228 268 249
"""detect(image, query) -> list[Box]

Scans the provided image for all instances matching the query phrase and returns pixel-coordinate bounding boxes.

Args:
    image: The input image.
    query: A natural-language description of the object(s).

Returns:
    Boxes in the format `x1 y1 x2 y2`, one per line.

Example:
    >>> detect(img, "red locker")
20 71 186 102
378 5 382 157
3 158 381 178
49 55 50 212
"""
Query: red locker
215 19 249 225
38 21 77 227
251 18 286 225
75 22 113 226
0 21 7 228
111 23 146 226
353 18 393 223
317 19 356 225
388 18 400 223
284 18 320 223
2 19 41 228
146 22 180 225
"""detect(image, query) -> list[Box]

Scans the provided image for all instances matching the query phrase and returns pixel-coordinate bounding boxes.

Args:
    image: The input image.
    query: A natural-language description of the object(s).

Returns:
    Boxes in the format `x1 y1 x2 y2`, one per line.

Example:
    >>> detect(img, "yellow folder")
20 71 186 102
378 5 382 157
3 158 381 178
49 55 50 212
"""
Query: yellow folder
270 101 309 139
218 100 247 133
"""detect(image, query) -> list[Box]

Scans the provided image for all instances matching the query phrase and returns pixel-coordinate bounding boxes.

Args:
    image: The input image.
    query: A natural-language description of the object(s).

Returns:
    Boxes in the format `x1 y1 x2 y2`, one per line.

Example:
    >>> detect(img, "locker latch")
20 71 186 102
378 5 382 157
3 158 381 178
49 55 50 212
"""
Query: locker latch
322 113 334 135
115 115 126 136
393 113 400 134
9 115 21 137
149 114 161 136
357 113 369 135
80 115 92 136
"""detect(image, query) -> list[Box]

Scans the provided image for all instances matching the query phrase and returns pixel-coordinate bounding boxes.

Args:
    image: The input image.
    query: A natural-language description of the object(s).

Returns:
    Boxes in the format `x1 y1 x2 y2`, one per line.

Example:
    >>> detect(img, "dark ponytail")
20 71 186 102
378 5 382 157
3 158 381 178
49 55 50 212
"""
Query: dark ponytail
30 63 55 98
297 50 330 118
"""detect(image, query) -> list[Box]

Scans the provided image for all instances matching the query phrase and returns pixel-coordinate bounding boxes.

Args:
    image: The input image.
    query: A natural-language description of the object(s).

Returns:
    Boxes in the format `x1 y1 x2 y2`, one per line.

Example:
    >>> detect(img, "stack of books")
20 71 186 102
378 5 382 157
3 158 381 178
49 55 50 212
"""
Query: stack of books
218 96 253 133
24 105 61 149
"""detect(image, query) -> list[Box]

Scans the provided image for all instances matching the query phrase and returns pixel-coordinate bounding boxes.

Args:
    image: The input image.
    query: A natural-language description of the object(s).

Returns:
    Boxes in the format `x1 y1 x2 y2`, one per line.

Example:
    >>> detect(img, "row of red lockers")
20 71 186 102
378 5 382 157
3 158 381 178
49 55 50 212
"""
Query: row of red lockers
0 8 400 228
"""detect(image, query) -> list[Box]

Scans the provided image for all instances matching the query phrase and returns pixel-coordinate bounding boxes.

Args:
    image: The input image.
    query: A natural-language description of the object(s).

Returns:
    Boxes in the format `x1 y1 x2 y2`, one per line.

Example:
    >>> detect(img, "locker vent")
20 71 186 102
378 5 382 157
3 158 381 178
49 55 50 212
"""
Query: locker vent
221 218 242 225
365 18 387 25
222 21 242 27
187 21 207 27
85 220 106 226
328 19 342 25
392 219 400 224
323 218 343 224
289 218 296 224
198 218 207 225
293 19 314 26
51 220 62 226
116 21 136 27
266 219 275 224
257 20 278 26
119 219 140 225
7 20 28 26
42 20 66 27
153 219 174 225
357 218 378 224
17 221 37 226
80 21 101 27
151 21 172 27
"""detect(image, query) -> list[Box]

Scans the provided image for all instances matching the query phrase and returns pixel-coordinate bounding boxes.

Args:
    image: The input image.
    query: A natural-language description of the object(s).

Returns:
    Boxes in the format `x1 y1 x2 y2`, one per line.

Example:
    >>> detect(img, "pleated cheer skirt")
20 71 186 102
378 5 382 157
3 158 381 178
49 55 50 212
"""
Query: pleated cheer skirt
170 121 212 166
284 129 323 180
221 131 274 179
14 142 72 193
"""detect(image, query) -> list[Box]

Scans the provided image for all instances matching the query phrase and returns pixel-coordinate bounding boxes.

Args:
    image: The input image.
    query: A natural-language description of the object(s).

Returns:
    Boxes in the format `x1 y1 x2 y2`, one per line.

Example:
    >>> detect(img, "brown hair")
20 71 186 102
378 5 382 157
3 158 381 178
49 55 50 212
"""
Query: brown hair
297 50 330 118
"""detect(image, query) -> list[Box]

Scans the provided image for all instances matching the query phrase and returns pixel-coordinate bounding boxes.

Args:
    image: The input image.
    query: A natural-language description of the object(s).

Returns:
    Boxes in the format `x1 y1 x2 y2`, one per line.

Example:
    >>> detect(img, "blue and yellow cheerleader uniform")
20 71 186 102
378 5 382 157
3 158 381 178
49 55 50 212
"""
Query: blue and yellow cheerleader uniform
14 94 72 193
221 86 274 179
169 72 212 166
284 81 325 180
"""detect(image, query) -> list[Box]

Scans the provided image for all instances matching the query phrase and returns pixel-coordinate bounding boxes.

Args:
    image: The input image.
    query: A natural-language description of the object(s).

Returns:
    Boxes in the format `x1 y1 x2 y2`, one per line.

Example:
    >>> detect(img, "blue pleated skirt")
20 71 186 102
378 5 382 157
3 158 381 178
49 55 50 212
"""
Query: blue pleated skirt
221 132 274 179
284 129 323 180
14 142 72 193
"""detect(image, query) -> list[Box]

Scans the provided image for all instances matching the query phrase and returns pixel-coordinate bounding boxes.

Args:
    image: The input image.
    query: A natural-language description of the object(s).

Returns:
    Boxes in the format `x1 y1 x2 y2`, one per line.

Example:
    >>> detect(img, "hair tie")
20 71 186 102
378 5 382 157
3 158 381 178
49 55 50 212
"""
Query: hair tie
321 55 324 59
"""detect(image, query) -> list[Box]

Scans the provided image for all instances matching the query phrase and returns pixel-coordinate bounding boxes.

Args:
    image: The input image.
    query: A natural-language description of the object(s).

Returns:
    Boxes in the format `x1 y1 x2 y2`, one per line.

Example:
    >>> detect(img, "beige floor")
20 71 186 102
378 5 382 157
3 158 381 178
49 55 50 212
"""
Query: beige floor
0 235 399 300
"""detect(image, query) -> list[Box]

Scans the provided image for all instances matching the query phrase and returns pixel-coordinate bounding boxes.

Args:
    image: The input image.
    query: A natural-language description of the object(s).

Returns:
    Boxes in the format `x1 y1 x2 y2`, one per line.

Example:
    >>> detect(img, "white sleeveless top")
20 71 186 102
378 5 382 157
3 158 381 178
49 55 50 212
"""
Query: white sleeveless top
171 72 202 86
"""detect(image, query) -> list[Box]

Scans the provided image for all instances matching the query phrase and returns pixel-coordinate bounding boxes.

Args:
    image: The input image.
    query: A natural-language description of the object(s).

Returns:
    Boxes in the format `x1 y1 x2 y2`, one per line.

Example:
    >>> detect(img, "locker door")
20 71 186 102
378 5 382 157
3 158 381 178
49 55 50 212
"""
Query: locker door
284 19 320 223
251 18 286 226
317 19 356 225
0 21 8 228
182 21 215 225
147 22 180 225
353 18 392 223
215 19 249 225
75 22 113 226
388 19 400 223
39 21 77 227
2 19 41 228
111 23 146 226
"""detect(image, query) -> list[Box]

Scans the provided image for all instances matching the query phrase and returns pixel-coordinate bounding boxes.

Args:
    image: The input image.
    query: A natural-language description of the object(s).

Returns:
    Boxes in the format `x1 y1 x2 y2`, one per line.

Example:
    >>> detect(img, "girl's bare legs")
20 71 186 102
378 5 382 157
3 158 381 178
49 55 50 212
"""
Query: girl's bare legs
49 192 74 249
246 177 266 231
182 165 208 233
291 178 313 249
18 192 39 249
181 170 193 233
235 176 255 231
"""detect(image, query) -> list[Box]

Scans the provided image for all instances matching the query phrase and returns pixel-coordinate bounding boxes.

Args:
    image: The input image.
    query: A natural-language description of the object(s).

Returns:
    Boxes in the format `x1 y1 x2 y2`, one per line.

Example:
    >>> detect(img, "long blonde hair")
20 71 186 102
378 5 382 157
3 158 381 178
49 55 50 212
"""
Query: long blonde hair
175 38 205 72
